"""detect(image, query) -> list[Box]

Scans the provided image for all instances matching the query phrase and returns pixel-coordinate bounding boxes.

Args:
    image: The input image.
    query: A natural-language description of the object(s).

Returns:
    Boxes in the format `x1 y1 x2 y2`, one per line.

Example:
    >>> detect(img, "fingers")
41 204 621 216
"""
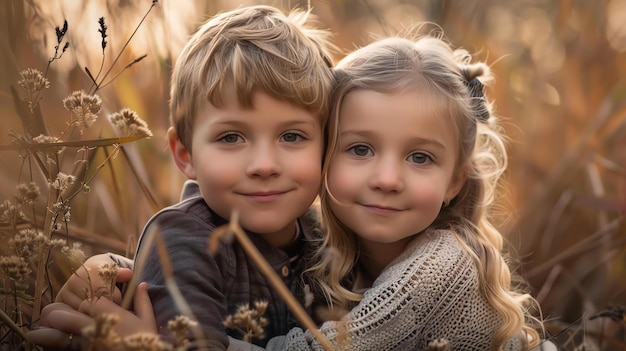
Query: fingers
44 304 95 334
133 282 157 332
27 327 71 348
27 327 85 350
116 267 133 282
56 259 133 309
77 283 158 337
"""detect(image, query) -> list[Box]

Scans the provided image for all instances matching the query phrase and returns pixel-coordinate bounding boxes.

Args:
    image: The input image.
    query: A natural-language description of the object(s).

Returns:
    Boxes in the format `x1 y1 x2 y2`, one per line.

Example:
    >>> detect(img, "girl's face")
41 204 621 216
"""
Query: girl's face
327 88 466 252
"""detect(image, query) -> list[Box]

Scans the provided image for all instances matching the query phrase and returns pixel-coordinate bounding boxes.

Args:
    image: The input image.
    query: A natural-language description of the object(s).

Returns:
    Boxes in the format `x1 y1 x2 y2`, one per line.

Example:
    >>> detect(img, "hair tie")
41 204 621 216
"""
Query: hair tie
462 71 490 122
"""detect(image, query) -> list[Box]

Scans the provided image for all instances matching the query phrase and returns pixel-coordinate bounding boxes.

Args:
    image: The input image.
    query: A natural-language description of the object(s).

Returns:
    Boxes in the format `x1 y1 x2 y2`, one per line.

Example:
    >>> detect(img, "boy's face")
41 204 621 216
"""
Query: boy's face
170 88 323 247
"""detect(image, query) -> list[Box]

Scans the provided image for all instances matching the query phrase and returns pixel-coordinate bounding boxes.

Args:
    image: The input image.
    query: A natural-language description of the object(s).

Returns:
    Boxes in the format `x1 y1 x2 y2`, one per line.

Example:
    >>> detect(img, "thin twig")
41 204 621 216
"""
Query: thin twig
92 1 157 94
221 211 334 351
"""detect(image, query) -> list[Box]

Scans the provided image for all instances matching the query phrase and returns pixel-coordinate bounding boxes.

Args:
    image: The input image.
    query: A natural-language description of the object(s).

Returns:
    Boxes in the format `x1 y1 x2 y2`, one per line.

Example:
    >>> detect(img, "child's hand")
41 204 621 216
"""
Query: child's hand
78 282 158 336
28 282 156 348
55 253 133 310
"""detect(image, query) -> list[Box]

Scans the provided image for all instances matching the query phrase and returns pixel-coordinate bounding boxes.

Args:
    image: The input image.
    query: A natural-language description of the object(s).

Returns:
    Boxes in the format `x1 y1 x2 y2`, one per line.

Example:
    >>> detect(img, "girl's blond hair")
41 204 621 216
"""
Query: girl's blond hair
310 34 543 350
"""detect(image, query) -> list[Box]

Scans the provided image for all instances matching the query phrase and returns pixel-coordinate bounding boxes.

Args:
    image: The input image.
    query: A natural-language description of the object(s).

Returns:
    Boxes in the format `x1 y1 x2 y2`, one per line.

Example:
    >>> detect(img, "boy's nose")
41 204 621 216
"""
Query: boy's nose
246 144 282 177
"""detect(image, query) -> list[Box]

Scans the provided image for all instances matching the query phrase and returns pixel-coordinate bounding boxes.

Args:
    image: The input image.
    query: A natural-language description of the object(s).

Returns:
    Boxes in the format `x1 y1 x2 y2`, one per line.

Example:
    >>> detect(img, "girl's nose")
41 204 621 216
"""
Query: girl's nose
368 157 404 192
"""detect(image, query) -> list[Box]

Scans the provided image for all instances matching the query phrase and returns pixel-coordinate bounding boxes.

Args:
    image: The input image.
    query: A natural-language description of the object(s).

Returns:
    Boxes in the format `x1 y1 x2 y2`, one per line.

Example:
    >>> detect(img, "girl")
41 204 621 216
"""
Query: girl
260 33 544 350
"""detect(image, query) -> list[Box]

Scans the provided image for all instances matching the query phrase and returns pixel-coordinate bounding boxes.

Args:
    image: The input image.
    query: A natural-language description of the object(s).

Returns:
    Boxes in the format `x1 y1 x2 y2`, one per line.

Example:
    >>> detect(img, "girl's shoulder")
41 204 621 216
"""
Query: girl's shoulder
401 229 470 264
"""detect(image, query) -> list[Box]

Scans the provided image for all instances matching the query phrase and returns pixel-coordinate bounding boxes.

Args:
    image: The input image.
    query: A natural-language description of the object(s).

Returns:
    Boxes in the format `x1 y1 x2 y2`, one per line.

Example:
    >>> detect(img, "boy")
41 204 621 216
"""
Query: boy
32 5 334 350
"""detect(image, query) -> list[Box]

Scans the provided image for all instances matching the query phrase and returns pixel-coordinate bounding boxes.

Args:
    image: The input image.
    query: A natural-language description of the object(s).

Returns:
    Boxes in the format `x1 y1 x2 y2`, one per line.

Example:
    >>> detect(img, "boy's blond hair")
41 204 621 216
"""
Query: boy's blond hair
169 5 335 151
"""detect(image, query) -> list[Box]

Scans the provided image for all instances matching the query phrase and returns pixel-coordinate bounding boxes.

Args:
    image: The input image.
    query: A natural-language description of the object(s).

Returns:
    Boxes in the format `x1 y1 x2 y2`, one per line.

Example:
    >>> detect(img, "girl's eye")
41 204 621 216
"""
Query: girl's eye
348 145 372 157
280 132 305 143
218 134 243 144
408 152 432 164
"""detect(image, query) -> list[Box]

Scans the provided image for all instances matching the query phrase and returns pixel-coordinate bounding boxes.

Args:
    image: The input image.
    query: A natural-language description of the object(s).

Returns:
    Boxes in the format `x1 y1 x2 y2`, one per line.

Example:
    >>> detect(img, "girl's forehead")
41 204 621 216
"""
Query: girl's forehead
341 88 453 121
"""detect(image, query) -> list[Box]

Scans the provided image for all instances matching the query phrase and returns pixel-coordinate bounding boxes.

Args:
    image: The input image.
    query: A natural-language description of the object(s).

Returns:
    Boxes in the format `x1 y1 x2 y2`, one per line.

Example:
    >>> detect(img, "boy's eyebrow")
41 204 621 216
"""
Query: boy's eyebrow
340 130 446 149
211 119 319 128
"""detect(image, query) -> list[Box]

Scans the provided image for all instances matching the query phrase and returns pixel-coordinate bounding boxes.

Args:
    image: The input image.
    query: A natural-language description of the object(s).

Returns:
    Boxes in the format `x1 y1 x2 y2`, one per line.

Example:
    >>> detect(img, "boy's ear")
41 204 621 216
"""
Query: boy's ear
168 127 196 179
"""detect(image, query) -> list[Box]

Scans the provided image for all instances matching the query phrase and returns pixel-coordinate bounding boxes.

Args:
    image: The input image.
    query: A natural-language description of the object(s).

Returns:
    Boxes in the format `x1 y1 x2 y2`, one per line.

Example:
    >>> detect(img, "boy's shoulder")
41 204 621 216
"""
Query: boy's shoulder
298 204 323 241
145 180 226 233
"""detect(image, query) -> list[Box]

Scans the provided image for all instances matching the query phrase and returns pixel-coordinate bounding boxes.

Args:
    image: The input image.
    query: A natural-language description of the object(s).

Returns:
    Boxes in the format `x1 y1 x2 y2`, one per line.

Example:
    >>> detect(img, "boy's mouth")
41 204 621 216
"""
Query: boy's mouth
240 191 289 203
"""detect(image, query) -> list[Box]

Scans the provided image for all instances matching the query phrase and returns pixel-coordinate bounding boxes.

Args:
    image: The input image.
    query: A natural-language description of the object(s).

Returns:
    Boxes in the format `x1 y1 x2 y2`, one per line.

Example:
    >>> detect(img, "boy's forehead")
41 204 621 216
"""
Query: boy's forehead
198 88 319 125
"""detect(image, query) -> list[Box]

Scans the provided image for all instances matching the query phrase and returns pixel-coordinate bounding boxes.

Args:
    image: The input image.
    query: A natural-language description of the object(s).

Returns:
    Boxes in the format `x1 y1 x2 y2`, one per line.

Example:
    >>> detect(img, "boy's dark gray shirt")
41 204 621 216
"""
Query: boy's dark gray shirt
116 180 321 350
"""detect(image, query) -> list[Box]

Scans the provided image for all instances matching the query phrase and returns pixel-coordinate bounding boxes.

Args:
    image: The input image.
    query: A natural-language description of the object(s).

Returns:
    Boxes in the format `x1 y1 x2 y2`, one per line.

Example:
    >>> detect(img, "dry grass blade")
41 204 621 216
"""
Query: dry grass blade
215 211 334 351
118 225 207 349
119 147 161 213
528 216 623 277
0 309 29 345
152 228 208 350
0 135 149 151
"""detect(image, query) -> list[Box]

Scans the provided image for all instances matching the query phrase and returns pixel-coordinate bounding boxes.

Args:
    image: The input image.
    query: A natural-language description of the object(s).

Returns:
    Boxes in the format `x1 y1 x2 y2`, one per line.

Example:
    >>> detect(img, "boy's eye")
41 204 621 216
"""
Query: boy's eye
348 145 372 157
280 132 304 142
407 152 432 164
218 133 243 144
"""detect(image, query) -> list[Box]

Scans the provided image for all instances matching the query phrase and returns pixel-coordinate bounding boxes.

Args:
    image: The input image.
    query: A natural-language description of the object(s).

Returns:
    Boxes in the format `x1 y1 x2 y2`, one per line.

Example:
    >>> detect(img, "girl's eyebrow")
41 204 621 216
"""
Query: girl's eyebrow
339 130 446 149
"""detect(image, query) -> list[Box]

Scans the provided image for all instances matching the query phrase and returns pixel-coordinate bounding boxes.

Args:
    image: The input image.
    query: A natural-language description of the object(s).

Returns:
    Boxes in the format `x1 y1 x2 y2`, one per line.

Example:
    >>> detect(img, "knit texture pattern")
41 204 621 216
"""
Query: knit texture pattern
283 229 523 350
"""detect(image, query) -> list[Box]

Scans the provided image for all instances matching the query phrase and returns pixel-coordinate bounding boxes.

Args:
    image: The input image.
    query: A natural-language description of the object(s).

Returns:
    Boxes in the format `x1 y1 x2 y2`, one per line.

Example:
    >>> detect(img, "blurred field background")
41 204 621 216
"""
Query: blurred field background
0 0 624 349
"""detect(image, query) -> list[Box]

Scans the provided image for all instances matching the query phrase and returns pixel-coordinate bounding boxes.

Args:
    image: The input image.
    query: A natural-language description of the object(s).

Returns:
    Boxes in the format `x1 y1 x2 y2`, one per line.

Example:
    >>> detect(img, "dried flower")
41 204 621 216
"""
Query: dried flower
0 199 25 225
55 20 68 45
428 338 450 351
61 242 86 271
122 333 173 351
17 68 50 95
109 108 153 137
15 182 40 205
9 228 46 256
98 17 108 52
50 173 77 192
63 90 102 134
81 313 121 349
0 256 32 282
223 300 269 342
32 134 65 155
167 315 198 349
98 263 119 299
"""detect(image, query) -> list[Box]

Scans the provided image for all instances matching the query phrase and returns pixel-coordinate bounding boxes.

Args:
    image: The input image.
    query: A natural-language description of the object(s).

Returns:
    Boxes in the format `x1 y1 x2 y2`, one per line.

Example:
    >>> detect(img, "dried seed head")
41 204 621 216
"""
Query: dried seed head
61 242 86 270
17 68 50 94
98 17 108 52
428 338 450 351
254 300 268 316
10 228 49 256
167 315 198 348
109 108 153 137
32 134 65 154
15 182 40 205
0 255 32 282
98 262 119 299
0 199 26 225
50 172 77 191
63 90 102 134
223 301 268 342
122 333 173 351
82 313 121 349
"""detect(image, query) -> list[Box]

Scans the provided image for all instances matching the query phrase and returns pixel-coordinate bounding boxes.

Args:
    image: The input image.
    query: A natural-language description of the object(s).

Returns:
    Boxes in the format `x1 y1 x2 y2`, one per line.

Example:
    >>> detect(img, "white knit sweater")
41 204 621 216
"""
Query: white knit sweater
229 229 530 350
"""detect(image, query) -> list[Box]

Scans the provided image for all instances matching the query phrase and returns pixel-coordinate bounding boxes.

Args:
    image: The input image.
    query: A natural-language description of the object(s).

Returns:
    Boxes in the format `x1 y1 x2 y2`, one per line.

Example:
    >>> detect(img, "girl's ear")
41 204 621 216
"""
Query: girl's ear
445 165 468 202
168 127 196 179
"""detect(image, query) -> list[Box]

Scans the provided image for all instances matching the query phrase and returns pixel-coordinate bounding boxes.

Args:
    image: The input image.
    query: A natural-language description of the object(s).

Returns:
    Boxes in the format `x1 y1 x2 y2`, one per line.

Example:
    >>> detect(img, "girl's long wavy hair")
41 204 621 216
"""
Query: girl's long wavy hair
309 33 542 350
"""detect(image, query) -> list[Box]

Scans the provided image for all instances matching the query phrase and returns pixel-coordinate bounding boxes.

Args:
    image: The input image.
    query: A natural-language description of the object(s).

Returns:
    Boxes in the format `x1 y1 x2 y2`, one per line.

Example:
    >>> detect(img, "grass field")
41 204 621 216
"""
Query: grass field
0 1 624 349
